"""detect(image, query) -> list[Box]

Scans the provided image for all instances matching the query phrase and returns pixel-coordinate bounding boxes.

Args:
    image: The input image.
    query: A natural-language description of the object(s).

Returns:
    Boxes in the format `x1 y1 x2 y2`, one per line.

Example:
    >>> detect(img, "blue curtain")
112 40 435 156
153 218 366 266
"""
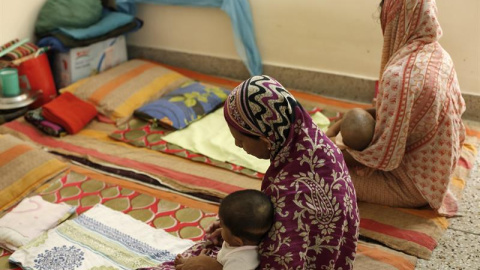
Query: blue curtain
116 0 262 76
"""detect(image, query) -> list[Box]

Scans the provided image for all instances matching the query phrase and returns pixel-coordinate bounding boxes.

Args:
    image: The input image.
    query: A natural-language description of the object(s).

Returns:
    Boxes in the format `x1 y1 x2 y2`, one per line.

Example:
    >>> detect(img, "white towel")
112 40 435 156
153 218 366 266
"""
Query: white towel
0 195 76 251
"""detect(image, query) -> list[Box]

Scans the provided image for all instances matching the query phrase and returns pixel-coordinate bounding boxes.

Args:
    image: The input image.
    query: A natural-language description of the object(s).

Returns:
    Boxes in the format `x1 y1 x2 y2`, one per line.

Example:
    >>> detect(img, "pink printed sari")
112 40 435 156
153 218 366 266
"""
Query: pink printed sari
225 75 359 269
348 0 466 216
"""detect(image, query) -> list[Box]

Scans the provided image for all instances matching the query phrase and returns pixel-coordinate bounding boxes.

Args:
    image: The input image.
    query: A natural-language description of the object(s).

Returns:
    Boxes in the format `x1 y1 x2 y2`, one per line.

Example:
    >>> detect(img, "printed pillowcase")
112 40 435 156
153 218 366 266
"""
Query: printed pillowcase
134 81 230 129
60 59 191 125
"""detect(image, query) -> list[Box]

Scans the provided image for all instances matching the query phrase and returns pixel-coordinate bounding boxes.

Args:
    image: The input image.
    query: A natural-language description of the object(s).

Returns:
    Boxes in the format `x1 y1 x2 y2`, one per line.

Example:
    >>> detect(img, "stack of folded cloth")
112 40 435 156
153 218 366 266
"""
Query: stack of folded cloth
0 196 76 251
25 92 97 136
35 0 143 52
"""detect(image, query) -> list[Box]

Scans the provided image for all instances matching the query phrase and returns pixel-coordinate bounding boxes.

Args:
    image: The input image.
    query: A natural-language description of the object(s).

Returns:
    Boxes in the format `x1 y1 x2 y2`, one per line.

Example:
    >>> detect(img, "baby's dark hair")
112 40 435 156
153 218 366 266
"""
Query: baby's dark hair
219 189 274 245
340 108 375 151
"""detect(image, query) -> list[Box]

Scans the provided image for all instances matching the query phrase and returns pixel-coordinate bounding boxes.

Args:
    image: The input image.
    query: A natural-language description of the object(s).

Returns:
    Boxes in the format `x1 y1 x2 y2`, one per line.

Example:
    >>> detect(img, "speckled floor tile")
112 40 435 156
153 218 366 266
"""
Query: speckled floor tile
418 133 480 269
416 229 480 270
449 155 480 234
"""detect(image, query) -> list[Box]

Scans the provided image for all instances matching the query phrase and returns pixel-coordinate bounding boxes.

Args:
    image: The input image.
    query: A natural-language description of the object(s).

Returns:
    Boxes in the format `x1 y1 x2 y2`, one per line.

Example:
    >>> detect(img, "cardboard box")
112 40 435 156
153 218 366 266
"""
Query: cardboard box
53 35 127 88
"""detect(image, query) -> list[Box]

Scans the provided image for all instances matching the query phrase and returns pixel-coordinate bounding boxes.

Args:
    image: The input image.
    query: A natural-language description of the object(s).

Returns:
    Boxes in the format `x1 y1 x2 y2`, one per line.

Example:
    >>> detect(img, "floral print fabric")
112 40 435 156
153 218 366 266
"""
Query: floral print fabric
224 75 359 269
134 81 229 130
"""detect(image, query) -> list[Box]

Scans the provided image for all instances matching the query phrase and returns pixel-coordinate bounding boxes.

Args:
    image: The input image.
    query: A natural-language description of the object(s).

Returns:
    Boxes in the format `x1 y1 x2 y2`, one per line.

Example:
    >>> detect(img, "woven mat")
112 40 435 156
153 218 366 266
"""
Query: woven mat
1 165 418 270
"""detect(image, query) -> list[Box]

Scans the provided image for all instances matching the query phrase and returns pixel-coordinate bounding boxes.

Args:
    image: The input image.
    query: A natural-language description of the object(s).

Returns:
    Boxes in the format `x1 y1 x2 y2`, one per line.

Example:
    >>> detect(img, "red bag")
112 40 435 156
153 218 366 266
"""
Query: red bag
15 52 57 108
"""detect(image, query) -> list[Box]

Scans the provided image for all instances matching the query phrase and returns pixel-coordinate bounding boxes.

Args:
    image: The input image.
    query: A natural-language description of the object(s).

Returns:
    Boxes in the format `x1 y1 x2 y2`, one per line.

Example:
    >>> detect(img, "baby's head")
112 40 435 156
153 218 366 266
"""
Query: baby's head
341 108 375 151
218 189 274 246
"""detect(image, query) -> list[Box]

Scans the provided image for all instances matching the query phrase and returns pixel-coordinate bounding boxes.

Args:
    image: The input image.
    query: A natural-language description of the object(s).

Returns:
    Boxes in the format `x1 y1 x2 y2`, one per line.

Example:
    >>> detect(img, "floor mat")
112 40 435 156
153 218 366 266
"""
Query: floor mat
358 137 478 259
0 165 218 270
1 165 418 270
2 62 478 263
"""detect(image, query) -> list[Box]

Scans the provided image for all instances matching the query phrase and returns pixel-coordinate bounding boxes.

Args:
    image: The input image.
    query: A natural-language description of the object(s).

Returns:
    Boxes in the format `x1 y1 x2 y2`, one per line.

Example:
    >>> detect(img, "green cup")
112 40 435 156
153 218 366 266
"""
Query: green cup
0 68 21 97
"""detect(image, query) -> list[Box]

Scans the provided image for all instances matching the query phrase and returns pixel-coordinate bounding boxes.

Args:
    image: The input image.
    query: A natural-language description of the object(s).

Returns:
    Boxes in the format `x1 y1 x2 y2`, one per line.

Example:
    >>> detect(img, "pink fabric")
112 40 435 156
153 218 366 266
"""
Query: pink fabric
224 75 359 269
348 0 466 216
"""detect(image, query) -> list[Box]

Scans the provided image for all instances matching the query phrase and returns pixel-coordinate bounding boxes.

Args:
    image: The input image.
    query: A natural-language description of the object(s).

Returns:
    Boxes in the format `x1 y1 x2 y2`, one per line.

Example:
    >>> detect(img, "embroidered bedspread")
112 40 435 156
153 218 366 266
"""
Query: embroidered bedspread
9 204 195 269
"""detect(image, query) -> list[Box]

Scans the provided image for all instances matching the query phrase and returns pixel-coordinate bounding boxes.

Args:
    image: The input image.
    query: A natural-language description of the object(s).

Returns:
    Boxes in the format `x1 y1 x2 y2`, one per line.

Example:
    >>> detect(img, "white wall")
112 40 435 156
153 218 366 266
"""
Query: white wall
1 0 478 95
0 0 47 45
128 0 480 95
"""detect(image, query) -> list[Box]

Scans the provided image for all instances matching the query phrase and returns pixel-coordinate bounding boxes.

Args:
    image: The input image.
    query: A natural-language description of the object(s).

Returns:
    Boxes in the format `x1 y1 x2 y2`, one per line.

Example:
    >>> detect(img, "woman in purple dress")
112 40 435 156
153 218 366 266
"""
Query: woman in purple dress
141 75 359 270
224 75 359 269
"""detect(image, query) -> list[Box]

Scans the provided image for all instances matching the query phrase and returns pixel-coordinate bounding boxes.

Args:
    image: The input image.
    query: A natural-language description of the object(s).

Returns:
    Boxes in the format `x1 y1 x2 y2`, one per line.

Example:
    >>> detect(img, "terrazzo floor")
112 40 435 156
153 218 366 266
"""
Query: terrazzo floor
416 120 480 270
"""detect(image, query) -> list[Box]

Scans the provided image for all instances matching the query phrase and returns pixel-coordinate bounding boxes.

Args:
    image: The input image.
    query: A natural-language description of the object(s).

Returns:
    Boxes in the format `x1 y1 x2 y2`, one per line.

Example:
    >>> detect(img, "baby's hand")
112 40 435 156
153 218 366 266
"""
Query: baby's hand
205 220 223 246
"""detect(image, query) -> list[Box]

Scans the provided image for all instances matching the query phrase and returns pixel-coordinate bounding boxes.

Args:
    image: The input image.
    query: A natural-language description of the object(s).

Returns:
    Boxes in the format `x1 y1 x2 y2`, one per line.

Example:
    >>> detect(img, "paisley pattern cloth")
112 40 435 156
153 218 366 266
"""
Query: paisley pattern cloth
9 204 195 270
224 75 359 269
348 0 466 216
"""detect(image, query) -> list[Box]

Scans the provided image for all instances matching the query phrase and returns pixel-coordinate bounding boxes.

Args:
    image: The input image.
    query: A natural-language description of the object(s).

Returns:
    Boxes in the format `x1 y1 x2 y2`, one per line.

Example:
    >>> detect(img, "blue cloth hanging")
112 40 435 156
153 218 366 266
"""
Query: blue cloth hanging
115 0 262 76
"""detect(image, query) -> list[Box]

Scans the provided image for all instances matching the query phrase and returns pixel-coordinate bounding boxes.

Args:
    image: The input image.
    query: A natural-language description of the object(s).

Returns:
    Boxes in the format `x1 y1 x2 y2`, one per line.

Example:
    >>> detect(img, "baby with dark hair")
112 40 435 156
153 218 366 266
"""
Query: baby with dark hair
328 108 376 152
340 108 375 151
174 189 274 270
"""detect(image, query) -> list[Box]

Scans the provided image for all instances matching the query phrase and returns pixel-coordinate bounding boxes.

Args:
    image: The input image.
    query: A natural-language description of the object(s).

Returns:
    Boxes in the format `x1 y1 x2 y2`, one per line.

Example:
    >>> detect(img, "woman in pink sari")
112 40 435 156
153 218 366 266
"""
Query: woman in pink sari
327 0 466 216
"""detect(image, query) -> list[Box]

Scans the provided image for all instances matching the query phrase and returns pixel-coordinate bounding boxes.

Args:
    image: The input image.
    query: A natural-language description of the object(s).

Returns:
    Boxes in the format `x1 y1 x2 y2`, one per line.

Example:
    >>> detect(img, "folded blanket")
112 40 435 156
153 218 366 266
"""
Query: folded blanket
160 108 330 173
58 10 135 40
37 18 143 51
162 108 271 173
0 196 76 251
9 204 195 269
42 92 97 134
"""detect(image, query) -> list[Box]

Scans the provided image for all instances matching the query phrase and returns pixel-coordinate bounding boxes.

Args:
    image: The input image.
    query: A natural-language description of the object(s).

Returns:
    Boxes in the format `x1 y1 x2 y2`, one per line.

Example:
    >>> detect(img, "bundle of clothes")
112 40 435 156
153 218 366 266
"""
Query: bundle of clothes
35 0 143 52
25 92 98 137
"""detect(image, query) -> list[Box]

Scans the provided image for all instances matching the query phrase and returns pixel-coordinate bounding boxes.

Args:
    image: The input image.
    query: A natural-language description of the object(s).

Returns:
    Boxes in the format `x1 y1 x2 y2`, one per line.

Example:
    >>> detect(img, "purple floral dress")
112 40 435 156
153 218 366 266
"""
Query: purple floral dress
138 75 359 270
224 75 359 269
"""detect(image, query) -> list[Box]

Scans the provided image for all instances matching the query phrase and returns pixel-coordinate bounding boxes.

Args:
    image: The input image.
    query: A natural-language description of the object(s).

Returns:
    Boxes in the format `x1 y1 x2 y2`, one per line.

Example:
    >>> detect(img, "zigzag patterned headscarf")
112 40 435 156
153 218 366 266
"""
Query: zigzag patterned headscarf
223 75 301 158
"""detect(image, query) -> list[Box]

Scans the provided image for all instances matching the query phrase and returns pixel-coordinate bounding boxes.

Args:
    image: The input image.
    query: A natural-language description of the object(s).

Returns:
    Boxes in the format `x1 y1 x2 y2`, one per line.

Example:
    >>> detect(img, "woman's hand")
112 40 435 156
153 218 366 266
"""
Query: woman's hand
174 250 222 270
205 220 223 246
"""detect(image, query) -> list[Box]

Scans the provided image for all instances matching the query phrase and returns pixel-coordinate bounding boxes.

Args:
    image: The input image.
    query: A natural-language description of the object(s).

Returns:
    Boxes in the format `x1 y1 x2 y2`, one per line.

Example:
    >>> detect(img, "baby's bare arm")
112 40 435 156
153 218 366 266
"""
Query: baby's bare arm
326 119 342 138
